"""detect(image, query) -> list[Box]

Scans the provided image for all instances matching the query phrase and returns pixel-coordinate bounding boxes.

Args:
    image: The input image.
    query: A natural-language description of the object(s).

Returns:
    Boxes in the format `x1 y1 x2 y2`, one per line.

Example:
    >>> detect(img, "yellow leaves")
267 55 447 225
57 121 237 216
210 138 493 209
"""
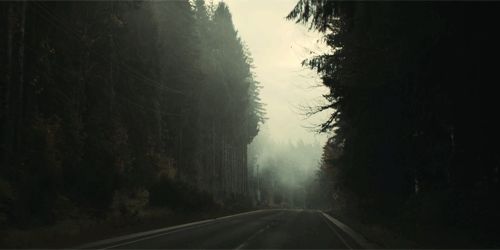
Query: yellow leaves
157 156 177 180
110 14 125 28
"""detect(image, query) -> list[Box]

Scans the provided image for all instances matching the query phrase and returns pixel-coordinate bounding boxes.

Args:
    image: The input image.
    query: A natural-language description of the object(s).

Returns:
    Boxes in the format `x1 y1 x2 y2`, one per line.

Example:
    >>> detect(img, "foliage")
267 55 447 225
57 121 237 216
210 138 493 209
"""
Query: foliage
0 0 264 228
289 0 500 240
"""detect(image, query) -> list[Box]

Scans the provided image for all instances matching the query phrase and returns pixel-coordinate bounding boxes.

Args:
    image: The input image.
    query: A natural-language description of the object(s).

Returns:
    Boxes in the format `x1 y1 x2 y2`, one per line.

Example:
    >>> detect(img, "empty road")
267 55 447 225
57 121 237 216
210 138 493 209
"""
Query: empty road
81 209 370 249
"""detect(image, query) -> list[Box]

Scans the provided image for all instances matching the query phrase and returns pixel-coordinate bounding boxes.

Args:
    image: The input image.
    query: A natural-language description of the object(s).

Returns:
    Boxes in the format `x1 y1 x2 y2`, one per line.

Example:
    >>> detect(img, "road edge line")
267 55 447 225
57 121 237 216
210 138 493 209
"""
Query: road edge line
320 211 378 249
75 209 267 249
320 215 353 249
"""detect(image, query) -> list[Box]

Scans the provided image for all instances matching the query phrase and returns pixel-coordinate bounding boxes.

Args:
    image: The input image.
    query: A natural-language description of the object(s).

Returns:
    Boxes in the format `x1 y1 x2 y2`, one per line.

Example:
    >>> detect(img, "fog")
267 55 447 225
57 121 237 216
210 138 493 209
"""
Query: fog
219 0 330 207
3 1 500 248
248 127 323 208
222 0 331 145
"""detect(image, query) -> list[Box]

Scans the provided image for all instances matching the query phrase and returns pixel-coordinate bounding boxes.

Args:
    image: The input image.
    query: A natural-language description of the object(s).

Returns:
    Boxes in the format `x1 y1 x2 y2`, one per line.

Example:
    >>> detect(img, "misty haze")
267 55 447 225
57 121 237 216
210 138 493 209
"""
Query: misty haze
1 0 500 249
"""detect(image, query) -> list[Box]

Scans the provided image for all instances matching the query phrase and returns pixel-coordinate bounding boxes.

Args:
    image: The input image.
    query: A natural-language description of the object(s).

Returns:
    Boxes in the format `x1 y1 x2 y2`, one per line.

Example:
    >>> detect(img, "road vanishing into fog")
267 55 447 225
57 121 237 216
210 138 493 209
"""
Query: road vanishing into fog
80 209 374 249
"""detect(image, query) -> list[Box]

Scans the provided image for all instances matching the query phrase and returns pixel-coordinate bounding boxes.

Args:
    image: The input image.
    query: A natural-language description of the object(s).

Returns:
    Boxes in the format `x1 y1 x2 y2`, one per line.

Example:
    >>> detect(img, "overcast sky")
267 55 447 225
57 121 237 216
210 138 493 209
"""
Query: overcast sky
222 0 331 144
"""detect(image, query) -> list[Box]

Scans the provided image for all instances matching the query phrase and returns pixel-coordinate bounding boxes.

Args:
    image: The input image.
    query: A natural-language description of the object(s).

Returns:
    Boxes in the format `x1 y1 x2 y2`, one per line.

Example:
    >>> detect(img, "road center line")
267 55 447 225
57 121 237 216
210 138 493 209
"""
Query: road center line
76 209 275 249
102 226 199 249
234 211 285 250
234 225 270 250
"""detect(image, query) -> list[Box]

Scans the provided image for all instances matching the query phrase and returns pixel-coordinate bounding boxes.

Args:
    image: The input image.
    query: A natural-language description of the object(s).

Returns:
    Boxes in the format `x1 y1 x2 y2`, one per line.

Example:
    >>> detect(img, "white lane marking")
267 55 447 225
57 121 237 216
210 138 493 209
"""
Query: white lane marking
103 225 207 249
320 211 377 249
76 209 273 249
234 225 269 250
106 210 286 250
321 214 353 249
234 210 286 250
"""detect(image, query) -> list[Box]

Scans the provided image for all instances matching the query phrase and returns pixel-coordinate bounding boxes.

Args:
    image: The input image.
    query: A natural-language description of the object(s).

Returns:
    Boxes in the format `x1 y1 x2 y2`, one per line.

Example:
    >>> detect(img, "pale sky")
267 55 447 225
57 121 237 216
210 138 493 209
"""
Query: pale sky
222 0 331 144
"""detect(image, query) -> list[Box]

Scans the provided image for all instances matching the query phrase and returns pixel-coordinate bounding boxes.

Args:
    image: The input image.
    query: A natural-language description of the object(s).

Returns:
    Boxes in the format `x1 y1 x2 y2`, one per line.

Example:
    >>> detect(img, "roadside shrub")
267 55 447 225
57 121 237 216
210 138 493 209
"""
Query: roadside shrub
0 178 15 226
148 178 217 212
110 188 149 218
223 194 252 211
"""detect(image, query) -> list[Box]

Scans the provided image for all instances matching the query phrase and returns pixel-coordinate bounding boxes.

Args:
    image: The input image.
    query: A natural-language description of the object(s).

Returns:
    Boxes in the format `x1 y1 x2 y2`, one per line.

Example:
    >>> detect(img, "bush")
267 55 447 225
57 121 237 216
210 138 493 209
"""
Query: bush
0 178 15 226
110 188 149 218
148 178 218 212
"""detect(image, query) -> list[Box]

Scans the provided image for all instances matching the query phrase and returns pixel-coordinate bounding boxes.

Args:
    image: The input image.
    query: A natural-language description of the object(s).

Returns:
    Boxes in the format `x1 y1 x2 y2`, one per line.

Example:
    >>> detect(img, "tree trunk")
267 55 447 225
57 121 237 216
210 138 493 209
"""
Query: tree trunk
109 2 115 115
2 3 15 168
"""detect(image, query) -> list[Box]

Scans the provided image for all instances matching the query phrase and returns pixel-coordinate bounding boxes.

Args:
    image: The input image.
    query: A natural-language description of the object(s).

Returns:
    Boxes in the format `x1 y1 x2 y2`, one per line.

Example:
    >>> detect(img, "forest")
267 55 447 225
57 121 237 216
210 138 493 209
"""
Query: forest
289 1 500 247
2 0 500 248
0 0 264 232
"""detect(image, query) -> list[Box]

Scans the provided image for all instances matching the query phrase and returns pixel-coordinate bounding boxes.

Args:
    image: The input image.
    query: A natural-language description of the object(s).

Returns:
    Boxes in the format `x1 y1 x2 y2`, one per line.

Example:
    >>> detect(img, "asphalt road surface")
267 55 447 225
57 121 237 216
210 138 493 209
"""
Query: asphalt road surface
85 209 367 249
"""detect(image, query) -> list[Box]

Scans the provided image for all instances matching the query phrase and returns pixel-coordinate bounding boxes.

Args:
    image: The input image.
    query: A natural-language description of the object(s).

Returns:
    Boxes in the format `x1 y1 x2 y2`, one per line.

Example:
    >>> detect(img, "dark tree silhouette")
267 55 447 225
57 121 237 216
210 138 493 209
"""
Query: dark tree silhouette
0 0 264 229
289 1 500 247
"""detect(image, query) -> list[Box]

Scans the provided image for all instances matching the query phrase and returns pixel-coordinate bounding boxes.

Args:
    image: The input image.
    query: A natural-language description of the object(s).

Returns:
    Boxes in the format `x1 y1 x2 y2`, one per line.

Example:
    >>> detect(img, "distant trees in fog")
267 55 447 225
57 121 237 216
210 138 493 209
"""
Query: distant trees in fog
248 133 322 208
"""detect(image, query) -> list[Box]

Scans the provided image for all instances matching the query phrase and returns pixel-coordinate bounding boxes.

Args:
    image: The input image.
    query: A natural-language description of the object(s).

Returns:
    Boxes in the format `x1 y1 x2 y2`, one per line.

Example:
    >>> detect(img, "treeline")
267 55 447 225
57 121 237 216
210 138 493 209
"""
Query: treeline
0 0 263 227
289 1 500 246
248 133 321 208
